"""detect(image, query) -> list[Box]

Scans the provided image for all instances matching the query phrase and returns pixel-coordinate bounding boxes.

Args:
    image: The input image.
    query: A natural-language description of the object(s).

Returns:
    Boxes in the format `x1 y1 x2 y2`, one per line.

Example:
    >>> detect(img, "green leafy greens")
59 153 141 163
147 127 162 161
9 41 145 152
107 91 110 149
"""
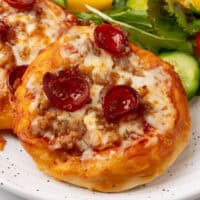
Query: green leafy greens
112 0 127 9
109 9 152 31
127 0 148 11
52 0 67 8
85 4 192 53
147 0 186 39
76 12 103 24
164 0 200 35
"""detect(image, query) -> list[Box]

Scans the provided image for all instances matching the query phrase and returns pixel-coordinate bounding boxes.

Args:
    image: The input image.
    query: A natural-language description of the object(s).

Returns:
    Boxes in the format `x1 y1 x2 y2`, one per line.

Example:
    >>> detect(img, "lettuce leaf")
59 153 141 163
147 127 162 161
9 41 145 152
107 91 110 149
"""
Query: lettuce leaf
76 12 103 24
77 7 152 31
109 9 152 31
148 0 186 39
112 0 127 9
165 0 200 35
127 0 148 11
52 0 67 8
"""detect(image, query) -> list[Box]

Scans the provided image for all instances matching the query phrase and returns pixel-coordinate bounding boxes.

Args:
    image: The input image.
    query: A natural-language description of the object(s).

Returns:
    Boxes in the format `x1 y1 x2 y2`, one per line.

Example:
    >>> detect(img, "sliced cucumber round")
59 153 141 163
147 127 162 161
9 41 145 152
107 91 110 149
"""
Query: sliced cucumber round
160 51 200 99
127 0 148 11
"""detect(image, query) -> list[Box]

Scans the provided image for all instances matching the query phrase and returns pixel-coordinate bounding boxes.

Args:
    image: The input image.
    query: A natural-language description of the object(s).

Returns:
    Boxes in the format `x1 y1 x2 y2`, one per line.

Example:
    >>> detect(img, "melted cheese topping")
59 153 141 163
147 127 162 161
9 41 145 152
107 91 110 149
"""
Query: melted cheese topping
27 26 177 159
26 76 44 111
0 42 15 70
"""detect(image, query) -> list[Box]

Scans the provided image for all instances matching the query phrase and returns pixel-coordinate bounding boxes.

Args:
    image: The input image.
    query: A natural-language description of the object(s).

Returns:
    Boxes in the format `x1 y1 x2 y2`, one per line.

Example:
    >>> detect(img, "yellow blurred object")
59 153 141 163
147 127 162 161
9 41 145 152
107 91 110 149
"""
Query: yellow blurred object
67 0 112 12
179 0 200 10
127 0 148 11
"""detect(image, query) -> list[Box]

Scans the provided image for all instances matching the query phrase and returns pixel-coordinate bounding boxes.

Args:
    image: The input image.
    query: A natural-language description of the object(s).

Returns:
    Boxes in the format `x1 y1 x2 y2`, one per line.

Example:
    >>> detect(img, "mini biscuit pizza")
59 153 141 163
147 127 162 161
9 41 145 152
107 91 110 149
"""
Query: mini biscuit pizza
0 0 73 131
13 24 191 192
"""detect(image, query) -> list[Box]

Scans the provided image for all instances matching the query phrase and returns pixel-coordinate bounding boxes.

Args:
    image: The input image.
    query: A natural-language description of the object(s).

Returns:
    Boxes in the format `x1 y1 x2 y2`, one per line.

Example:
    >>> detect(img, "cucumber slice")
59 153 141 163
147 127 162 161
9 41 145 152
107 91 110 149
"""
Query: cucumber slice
52 0 67 8
127 0 148 11
160 51 200 99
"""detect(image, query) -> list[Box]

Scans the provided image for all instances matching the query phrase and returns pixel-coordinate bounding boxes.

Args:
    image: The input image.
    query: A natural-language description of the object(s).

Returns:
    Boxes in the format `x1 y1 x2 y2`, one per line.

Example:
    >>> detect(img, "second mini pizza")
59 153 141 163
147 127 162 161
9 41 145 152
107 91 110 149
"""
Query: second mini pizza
0 0 71 130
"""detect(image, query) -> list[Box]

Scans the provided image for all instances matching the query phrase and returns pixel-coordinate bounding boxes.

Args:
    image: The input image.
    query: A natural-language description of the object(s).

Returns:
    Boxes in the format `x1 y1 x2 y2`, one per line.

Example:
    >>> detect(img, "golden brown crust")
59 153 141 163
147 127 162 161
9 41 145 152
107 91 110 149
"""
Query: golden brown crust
0 134 6 151
0 43 15 130
0 104 13 130
13 34 191 192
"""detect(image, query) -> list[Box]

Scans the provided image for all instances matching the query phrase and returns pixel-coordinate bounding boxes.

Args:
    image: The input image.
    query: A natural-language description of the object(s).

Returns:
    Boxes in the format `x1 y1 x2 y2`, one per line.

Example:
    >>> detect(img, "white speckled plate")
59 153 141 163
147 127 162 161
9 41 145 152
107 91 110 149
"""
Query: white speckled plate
0 97 200 200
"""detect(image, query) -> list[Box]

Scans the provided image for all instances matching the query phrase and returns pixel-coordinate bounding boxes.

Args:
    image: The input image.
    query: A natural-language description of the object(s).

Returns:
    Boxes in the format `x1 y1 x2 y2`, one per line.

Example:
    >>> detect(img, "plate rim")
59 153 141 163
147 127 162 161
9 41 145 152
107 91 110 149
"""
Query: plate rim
1 174 200 200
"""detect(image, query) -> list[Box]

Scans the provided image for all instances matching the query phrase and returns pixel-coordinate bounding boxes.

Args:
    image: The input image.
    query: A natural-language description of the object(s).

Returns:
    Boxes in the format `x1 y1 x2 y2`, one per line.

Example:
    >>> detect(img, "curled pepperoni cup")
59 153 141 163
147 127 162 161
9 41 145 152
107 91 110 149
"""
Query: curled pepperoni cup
0 20 9 42
8 65 27 93
94 24 129 56
4 0 35 10
43 69 90 112
102 85 140 122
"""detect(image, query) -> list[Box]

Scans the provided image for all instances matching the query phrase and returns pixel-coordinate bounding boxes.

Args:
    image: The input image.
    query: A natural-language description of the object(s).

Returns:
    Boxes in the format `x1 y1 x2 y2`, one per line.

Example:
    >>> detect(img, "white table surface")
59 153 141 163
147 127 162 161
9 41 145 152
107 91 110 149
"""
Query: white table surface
0 188 199 200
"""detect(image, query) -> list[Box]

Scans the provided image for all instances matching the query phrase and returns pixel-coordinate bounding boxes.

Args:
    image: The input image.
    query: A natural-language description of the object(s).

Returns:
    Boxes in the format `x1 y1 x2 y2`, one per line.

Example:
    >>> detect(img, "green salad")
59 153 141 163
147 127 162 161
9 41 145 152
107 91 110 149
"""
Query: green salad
54 0 200 99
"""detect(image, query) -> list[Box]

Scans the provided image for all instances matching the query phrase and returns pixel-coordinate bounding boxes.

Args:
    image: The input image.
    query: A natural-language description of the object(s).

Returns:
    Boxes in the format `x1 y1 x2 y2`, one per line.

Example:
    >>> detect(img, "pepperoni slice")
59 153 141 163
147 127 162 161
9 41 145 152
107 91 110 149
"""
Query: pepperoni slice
8 65 27 93
43 68 90 112
94 24 129 56
102 85 139 122
4 0 35 10
0 20 9 42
